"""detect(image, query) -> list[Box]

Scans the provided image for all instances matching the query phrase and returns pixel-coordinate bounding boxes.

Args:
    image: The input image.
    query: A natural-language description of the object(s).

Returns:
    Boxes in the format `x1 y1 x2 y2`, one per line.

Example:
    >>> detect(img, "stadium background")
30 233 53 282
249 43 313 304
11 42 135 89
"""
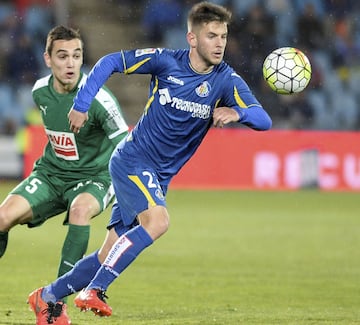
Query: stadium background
1 0 360 190
2 2 360 323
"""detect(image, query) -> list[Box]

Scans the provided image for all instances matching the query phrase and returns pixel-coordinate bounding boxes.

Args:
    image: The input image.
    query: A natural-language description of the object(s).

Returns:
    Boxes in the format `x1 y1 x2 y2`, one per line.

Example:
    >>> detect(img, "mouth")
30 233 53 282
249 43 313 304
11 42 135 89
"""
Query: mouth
65 72 75 78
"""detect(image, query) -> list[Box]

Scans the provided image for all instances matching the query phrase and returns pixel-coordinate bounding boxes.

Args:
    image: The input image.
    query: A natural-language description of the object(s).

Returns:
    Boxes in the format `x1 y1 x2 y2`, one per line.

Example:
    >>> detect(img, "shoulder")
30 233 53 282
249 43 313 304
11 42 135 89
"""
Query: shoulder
216 62 247 85
134 48 186 63
32 75 51 93
94 86 119 109
134 47 177 56
215 61 236 75
163 48 188 62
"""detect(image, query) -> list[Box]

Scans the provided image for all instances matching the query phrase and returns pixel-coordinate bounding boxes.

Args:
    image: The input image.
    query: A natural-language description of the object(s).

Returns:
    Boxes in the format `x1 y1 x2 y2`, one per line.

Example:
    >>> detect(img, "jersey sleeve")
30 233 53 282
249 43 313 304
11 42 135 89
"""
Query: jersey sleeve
221 70 272 131
73 49 163 113
92 86 129 147
32 75 51 110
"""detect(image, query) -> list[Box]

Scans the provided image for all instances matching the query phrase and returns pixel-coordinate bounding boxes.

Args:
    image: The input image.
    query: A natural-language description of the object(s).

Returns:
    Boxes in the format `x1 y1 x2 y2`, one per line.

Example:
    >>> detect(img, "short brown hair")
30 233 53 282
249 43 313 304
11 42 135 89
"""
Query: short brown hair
187 1 232 31
45 25 82 55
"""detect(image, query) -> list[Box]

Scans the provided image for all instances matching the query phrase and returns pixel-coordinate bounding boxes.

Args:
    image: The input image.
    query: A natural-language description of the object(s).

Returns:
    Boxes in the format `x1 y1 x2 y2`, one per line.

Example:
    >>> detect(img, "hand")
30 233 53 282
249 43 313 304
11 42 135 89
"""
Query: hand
212 107 240 128
68 108 88 133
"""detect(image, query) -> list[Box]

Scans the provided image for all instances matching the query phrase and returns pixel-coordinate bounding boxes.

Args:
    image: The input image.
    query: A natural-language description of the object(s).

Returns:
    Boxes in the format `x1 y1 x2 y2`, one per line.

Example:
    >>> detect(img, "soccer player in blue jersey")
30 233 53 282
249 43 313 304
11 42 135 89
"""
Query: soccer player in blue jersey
29 2 272 323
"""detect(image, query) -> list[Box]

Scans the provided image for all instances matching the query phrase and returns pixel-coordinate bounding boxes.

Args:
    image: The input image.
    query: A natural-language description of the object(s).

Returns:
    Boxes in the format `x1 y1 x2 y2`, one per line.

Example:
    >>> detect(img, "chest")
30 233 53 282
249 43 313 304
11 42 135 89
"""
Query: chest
38 96 74 132
158 71 223 105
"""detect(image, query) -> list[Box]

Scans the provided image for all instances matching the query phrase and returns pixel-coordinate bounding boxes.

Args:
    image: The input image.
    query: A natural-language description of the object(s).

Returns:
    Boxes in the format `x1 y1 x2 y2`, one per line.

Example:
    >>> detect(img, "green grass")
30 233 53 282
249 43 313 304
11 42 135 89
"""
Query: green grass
1 181 360 324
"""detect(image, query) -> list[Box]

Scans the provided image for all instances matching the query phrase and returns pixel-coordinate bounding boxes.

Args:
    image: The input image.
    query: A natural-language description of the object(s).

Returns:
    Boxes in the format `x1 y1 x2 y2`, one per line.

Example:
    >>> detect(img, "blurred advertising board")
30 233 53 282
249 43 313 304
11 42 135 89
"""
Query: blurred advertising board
172 129 360 191
23 126 360 191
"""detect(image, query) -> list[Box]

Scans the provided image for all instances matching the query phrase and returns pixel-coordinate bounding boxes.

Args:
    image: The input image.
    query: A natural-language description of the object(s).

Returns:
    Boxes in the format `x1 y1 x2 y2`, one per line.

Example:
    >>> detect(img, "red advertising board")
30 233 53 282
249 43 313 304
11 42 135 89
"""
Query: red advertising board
24 126 360 191
23 125 48 178
171 129 360 191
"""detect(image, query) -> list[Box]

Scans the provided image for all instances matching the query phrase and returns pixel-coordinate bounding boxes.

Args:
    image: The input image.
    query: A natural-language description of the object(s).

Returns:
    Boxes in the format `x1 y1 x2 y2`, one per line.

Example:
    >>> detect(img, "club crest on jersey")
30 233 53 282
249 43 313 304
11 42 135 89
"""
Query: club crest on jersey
195 81 211 98
45 129 79 160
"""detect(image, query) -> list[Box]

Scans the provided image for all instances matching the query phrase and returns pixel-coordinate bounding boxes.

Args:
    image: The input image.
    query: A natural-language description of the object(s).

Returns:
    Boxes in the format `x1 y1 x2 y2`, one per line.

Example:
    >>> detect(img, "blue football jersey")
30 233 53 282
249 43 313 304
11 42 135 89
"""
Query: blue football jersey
74 48 272 184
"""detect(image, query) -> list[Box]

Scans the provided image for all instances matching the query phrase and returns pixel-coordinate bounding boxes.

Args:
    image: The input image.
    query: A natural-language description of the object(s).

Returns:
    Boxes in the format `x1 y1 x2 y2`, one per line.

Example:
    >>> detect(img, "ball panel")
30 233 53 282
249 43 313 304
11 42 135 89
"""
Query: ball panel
262 47 312 95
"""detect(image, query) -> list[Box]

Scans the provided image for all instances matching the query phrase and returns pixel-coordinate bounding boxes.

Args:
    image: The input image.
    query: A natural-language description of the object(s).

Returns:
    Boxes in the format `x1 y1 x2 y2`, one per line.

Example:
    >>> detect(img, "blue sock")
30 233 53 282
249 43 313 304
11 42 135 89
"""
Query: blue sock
42 251 101 302
87 225 153 291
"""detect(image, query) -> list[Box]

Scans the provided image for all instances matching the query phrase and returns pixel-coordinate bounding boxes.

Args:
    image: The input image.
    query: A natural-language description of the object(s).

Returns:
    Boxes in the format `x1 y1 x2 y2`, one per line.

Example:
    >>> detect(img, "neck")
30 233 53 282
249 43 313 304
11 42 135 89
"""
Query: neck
189 51 214 74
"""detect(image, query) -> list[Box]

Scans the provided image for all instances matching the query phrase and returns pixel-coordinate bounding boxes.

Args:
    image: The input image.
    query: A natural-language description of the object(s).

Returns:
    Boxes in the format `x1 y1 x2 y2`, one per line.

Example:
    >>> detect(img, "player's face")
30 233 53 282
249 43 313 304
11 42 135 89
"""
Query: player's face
188 21 227 72
44 39 83 93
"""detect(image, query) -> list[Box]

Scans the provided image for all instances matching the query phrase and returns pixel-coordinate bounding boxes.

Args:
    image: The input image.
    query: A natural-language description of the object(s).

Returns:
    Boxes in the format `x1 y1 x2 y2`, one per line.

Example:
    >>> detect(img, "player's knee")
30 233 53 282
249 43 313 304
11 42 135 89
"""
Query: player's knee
0 206 16 231
159 213 170 234
140 208 170 240
153 213 169 237
0 195 32 231
69 195 100 225
68 204 95 225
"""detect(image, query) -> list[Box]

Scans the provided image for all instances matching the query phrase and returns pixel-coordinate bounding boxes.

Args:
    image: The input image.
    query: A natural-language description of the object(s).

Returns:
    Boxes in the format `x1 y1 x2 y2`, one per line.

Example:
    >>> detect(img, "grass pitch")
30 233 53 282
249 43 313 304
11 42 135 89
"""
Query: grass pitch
1 181 360 324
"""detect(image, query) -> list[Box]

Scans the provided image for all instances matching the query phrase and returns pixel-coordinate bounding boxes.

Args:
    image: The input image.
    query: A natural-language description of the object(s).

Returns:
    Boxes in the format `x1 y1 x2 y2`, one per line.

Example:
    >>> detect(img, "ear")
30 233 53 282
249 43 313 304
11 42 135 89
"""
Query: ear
43 52 51 68
187 31 197 48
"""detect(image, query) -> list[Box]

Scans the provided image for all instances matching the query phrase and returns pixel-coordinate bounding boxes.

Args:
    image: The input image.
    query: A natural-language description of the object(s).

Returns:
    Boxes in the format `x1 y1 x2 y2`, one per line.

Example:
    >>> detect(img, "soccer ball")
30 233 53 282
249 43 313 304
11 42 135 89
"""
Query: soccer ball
262 47 312 95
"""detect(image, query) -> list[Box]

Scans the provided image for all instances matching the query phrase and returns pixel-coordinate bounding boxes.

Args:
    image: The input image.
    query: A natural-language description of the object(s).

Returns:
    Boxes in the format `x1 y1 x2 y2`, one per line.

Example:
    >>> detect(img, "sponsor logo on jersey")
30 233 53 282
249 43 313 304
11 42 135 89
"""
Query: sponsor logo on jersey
195 81 211 98
159 88 211 119
167 75 184 86
45 129 79 160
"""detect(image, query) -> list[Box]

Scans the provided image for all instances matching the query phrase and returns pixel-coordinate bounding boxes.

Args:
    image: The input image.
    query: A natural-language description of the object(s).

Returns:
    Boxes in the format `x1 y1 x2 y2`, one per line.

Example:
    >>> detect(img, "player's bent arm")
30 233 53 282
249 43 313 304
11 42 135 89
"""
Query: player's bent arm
227 74 272 131
213 107 240 127
213 106 272 130
236 105 272 131
73 53 124 113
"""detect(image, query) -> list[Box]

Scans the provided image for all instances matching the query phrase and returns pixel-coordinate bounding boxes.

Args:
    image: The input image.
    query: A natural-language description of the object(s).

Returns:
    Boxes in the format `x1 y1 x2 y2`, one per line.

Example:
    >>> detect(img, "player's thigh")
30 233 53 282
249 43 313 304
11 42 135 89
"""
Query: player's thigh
64 176 114 220
0 193 33 229
10 171 65 227
109 158 167 227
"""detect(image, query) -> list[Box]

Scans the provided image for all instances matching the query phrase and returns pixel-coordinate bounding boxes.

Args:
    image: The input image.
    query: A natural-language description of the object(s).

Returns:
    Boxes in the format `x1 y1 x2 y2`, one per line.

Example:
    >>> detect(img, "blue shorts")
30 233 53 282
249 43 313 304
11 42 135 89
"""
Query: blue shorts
108 149 167 229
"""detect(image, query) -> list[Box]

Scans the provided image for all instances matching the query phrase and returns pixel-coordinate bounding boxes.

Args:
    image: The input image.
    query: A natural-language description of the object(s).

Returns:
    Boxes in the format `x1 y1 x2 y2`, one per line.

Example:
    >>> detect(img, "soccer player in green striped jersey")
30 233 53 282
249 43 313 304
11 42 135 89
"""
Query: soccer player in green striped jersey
0 26 128 285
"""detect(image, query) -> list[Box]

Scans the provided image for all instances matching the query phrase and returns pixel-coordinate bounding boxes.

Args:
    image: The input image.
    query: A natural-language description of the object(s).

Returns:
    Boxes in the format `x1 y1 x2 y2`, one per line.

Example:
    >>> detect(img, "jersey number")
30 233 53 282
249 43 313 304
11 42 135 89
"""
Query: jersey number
25 178 42 194
142 171 158 189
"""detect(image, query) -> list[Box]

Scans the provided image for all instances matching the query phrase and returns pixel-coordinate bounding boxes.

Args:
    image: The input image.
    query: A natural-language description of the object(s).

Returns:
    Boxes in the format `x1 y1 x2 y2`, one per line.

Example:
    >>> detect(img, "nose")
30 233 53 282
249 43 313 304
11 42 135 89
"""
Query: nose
67 57 75 67
217 36 226 48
